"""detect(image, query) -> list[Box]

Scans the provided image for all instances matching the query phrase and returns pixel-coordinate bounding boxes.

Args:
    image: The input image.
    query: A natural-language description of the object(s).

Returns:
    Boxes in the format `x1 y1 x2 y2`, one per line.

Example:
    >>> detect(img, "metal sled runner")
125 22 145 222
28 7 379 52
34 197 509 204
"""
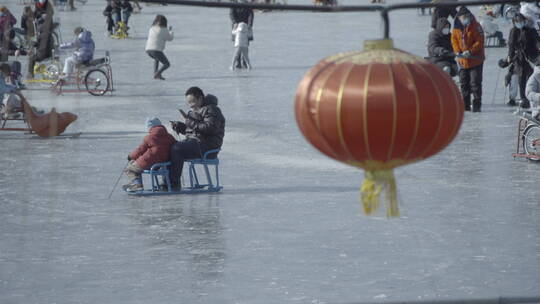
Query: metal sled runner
127 149 222 196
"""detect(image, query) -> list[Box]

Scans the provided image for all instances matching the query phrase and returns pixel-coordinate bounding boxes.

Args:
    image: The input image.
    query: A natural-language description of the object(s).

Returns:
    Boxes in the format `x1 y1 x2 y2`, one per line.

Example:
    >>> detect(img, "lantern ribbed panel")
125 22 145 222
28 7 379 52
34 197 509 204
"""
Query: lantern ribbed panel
295 48 464 171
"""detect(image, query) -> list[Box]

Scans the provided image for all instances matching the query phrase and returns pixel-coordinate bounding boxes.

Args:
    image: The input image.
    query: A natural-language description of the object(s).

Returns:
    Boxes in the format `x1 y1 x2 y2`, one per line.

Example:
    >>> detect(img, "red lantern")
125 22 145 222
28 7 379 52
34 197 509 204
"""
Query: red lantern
295 39 464 217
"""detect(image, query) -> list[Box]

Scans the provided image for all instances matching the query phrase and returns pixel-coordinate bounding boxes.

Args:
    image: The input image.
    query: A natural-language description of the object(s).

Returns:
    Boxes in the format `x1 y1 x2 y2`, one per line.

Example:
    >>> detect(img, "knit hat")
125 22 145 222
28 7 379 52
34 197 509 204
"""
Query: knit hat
146 117 161 131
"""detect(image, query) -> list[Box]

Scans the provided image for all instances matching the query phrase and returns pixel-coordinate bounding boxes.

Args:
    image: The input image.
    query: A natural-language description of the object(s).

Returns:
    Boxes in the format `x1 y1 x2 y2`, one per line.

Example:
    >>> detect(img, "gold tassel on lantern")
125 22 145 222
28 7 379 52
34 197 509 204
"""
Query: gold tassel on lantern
360 170 399 217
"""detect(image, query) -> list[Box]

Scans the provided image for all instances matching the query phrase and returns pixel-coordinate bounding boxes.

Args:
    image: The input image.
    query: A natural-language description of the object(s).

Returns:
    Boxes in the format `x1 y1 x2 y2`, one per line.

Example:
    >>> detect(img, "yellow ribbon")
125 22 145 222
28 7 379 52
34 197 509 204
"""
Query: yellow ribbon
360 170 400 218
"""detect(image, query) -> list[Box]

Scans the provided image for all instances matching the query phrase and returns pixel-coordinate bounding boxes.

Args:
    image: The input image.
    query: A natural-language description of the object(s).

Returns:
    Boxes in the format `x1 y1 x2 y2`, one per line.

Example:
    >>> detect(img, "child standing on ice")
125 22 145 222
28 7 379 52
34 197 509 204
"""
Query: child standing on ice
123 117 176 192
231 22 251 70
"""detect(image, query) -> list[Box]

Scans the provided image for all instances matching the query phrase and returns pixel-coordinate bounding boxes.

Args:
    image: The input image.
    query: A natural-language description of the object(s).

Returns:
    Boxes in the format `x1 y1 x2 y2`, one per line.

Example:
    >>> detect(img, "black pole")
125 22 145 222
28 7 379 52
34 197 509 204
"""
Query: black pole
137 0 531 39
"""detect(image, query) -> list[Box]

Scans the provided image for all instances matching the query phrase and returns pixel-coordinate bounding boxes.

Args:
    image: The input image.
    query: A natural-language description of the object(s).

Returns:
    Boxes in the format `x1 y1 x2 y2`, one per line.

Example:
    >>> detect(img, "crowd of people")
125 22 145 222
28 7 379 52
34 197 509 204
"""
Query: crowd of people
0 0 231 193
4 1 540 192
427 2 540 118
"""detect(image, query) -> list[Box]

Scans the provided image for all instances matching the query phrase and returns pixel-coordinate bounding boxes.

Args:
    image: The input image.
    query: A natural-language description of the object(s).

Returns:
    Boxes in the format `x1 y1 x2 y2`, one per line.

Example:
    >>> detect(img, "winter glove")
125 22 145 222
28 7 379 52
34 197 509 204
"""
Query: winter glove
498 58 510 68
171 121 186 135
462 50 472 58
127 155 132 161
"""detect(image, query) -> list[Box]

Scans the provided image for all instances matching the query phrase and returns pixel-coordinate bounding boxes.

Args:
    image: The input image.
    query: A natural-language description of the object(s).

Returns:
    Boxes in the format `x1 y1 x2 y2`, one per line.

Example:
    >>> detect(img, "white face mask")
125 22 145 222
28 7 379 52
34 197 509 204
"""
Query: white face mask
516 21 525 29
442 28 450 35
460 17 471 26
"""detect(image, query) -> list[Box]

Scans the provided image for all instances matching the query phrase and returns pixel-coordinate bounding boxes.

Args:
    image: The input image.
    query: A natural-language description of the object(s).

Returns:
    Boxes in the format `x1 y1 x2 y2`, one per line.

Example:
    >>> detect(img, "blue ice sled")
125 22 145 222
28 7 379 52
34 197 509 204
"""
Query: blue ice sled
127 149 222 196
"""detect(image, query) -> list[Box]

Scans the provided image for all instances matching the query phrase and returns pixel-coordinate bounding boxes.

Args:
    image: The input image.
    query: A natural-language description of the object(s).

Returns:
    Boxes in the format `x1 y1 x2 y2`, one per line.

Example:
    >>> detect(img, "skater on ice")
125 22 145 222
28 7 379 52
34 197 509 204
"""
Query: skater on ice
231 22 252 70
145 14 173 80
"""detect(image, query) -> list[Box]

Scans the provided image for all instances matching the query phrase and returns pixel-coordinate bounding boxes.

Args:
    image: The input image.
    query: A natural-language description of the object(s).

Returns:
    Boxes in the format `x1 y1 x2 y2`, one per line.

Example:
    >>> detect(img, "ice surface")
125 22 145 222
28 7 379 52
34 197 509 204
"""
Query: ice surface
0 1 539 304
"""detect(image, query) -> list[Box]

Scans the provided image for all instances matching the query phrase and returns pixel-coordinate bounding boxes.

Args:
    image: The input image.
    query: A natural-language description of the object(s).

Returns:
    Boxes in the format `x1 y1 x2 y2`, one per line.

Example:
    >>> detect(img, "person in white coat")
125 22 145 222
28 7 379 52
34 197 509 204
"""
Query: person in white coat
231 22 251 70
145 14 173 80
525 62 540 120
519 1 540 29
60 27 95 77
480 11 506 46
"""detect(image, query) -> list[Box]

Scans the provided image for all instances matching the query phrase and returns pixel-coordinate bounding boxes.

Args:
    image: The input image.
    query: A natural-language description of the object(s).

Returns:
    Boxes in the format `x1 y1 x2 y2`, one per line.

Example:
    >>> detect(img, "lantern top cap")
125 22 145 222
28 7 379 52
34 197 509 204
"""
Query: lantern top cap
363 39 393 51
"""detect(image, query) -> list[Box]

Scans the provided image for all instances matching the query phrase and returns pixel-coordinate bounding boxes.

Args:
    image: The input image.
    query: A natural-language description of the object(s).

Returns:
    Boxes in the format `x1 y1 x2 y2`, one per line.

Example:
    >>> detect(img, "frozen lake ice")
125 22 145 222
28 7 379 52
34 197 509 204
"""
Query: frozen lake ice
0 0 539 303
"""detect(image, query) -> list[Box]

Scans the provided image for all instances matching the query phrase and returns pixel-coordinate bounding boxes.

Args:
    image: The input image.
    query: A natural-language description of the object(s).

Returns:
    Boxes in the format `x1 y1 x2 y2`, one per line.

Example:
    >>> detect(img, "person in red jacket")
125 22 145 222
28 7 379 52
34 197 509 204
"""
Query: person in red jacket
123 117 176 192
451 6 485 112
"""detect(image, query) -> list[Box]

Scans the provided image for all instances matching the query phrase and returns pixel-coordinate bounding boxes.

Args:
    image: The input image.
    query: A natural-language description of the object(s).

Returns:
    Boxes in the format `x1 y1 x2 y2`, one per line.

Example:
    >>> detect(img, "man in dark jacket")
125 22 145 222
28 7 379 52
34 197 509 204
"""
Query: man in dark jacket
506 13 540 108
428 18 458 76
27 15 54 79
169 86 225 190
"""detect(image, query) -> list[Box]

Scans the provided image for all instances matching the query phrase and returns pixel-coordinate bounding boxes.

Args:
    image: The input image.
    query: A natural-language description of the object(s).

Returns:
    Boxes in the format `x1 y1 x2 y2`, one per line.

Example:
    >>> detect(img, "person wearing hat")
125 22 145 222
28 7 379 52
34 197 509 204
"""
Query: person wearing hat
123 117 176 192
451 6 485 112
505 13 540 108
169 87 225 191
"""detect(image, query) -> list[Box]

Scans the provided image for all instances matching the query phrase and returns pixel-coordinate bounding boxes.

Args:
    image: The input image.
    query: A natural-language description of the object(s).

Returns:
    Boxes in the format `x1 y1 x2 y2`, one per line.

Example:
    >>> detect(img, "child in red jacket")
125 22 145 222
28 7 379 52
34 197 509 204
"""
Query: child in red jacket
123 117 176 192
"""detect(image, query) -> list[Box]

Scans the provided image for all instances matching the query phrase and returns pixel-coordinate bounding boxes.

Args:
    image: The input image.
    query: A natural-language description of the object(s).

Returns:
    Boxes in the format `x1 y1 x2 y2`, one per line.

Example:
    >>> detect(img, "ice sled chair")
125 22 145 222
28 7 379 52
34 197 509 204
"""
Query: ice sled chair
485 34 506 48
129 149 222 196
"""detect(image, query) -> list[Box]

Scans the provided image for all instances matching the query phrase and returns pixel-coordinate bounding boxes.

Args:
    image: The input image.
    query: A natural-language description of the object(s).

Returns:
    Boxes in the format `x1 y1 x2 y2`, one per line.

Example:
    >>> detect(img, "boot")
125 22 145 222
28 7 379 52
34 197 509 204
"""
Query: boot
520 99 530 109
463 95 471 111
472 99 482 112
507 99 517 106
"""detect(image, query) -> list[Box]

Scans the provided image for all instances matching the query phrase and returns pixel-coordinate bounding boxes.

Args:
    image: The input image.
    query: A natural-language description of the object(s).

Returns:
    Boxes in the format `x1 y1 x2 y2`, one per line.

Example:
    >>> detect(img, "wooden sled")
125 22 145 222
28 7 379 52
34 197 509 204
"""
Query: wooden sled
19 96 78 137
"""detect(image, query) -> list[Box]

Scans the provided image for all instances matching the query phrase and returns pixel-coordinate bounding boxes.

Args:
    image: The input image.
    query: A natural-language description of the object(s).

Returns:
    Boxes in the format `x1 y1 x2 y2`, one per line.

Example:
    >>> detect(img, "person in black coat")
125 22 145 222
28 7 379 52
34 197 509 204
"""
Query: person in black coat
103 1 116 36
117 0 133 28
169 87 225 191
506 13 540 108
428 17 458 76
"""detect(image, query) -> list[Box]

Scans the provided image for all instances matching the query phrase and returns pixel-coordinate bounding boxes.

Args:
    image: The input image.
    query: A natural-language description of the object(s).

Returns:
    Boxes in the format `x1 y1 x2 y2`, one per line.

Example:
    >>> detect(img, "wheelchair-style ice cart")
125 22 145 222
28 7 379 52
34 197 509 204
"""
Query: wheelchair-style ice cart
513 112 540 162
0 97 32 133
52 51 114 96
29 50 114 96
